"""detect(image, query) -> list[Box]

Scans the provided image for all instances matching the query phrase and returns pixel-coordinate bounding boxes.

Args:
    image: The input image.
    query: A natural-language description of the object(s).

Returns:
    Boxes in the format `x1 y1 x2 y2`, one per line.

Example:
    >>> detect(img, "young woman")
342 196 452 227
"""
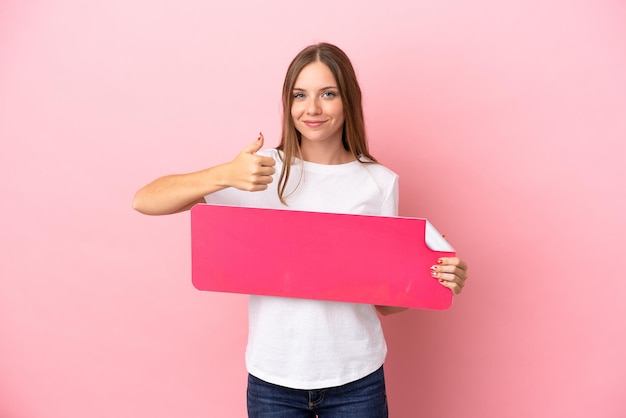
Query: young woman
133 42 468 417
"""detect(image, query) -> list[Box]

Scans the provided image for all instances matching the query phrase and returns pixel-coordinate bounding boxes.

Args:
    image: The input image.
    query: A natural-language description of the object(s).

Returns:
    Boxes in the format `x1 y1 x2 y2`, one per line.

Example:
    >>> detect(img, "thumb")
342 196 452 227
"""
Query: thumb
241 132 264 154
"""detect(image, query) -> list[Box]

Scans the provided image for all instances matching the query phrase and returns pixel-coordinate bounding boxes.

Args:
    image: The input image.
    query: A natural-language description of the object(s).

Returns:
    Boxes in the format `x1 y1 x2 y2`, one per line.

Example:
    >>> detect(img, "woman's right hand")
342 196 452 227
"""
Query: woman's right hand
132 133 276 216
225 133 276 191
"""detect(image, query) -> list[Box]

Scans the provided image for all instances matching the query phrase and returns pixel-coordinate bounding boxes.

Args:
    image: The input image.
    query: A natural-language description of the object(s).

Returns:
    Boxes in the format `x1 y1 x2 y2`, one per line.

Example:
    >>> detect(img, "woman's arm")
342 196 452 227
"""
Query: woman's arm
375 306 409 316
132 164 231 215
132 135 275 216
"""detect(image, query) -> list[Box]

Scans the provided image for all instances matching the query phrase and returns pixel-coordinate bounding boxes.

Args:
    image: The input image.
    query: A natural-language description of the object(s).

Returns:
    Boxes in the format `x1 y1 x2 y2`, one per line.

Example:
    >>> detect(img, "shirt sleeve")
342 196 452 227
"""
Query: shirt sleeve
380 174 399 217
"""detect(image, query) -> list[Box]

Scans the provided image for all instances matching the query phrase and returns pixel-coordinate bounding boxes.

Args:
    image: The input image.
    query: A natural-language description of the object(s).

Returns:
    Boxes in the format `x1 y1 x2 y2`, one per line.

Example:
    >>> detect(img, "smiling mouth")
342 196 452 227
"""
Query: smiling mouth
303 121 326 128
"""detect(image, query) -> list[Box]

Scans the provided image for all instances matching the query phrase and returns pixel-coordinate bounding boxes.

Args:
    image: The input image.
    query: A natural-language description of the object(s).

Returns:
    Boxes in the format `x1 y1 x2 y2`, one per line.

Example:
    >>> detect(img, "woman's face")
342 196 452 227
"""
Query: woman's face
290 61 345 145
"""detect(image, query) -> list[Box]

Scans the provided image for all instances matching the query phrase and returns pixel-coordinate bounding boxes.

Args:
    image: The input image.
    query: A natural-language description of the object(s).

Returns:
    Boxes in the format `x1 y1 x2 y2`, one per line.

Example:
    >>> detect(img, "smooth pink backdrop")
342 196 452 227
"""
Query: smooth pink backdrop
1 1 625 417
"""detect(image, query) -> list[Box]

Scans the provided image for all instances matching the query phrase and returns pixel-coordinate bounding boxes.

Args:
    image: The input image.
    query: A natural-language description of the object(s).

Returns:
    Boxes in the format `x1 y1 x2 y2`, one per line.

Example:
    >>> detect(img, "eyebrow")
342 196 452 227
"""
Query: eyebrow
293 86 338 92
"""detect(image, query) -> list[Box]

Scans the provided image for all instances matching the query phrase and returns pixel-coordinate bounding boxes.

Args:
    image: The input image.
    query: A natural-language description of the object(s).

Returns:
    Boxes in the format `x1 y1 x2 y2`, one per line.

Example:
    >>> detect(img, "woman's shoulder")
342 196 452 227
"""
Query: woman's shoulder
359 158 399 180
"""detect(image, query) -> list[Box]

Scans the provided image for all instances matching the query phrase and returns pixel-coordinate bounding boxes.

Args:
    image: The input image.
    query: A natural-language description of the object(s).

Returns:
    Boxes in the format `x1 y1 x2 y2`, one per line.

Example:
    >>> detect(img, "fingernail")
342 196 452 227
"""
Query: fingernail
437 258 443 264
439 279 445 283
431 270 438 278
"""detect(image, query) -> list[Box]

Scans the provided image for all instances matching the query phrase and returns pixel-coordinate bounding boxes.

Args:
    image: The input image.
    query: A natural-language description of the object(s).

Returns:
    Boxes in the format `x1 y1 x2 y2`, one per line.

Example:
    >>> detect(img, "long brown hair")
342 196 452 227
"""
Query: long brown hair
276 43 377 204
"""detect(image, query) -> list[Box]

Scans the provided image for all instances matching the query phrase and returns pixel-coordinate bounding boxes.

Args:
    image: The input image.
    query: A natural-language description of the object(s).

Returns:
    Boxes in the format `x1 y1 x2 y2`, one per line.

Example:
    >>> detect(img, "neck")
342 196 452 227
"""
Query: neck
300 139 355 165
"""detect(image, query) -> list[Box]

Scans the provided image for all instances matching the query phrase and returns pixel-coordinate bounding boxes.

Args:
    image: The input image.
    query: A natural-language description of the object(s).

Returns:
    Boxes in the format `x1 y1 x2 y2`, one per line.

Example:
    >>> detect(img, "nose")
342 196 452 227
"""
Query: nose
306 97 322 115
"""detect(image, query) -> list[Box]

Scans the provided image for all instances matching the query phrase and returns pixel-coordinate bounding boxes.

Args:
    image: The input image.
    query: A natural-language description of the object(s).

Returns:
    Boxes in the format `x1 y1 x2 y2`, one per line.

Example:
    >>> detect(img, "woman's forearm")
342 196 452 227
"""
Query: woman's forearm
375 305 409 316
132 164 230 215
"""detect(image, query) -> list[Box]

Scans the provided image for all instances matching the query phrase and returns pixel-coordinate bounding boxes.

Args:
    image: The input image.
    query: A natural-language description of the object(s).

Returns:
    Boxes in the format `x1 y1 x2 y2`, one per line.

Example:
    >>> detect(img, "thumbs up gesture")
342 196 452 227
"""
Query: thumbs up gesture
225 132 276 191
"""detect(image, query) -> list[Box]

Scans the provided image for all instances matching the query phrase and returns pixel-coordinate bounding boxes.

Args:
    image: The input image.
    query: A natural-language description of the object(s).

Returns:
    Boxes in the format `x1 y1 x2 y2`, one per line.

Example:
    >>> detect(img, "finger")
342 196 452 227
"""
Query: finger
438 257 468 271
254 155 276 167
432 270 464 294
439 279 463 295
252 174 274 185
248 159 275 176
431 267 466 284
255 166 275 177
436 272 466 286
241 132 265 154
248 183 270 192
432 275 463 294
432 264 468 281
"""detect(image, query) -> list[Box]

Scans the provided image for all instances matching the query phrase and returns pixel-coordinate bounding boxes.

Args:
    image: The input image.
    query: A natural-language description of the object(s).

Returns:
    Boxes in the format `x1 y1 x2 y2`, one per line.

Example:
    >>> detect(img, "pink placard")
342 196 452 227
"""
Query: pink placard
191 204 455 310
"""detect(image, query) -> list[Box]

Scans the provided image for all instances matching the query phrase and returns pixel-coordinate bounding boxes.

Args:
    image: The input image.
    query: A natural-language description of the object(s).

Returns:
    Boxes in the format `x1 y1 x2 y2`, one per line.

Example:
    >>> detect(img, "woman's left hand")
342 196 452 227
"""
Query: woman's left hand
430 257 469 295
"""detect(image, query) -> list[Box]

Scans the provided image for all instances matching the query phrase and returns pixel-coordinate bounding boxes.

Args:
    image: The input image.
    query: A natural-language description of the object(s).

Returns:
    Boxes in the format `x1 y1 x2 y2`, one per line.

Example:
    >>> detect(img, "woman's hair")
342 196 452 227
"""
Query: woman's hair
276 42 377 204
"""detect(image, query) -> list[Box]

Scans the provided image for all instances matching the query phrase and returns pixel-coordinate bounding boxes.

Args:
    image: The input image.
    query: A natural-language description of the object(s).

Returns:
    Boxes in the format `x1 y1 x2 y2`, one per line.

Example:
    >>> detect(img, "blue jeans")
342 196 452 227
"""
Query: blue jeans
247 366 389 418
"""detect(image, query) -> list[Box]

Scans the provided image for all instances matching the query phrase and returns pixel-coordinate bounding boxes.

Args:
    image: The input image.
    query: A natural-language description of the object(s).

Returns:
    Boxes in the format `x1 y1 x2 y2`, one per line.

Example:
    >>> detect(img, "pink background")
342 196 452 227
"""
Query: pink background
1 0 625 417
